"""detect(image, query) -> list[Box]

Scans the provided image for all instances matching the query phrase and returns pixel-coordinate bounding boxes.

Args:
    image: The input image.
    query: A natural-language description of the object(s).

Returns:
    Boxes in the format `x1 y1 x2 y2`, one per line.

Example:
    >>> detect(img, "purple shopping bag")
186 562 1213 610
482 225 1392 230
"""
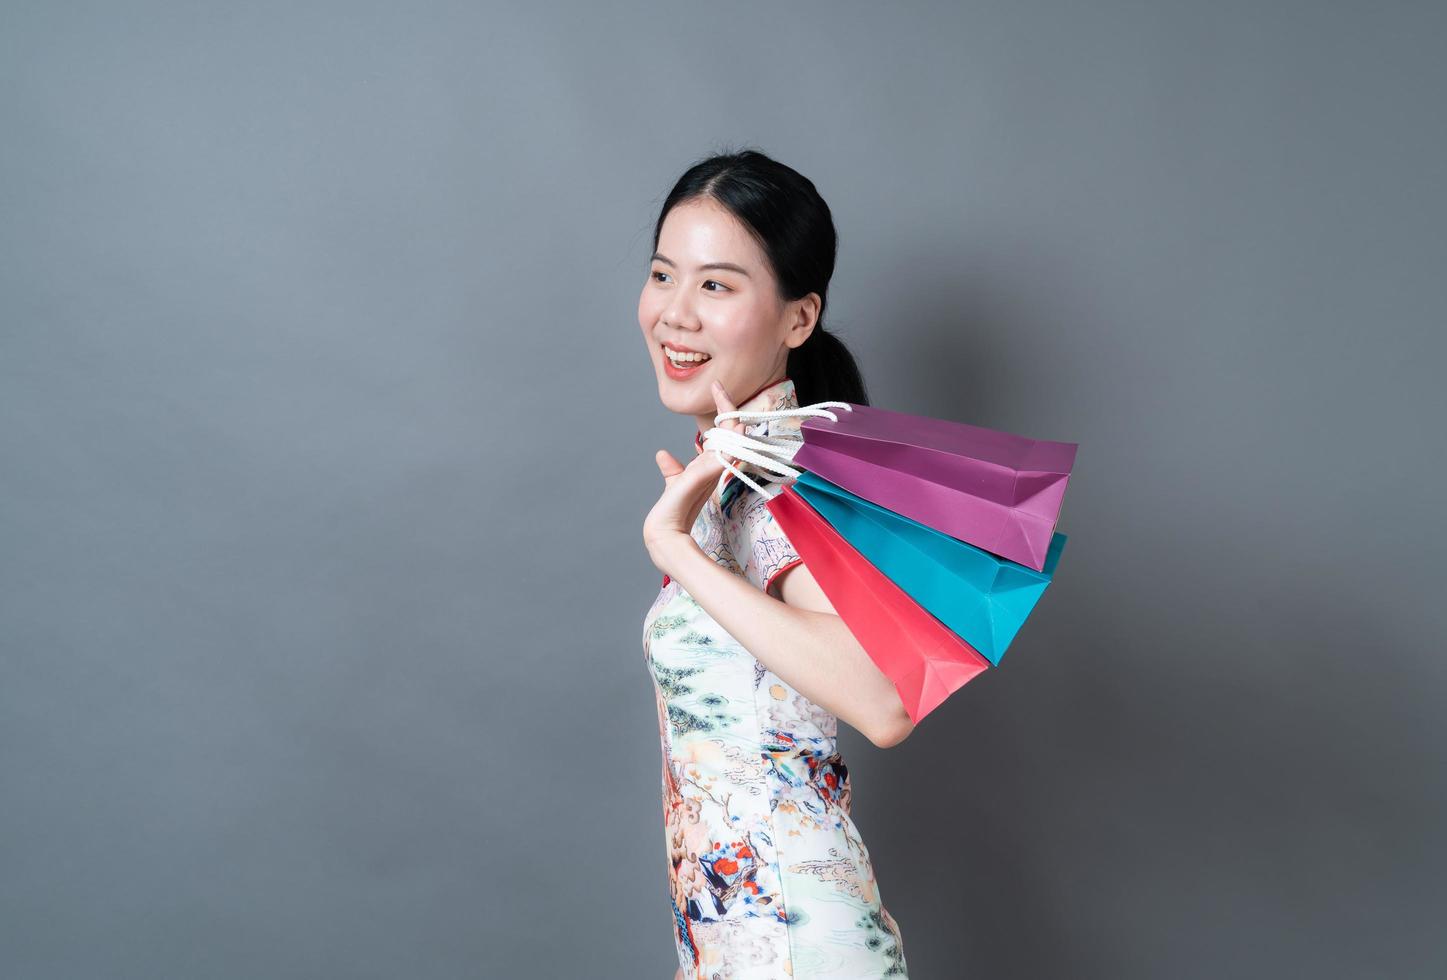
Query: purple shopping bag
793 403 1078 572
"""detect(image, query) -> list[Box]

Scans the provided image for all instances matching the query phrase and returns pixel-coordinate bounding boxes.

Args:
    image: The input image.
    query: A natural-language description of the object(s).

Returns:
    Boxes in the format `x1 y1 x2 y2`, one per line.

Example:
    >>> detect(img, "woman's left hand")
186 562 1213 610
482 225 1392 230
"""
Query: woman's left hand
642 380 746 574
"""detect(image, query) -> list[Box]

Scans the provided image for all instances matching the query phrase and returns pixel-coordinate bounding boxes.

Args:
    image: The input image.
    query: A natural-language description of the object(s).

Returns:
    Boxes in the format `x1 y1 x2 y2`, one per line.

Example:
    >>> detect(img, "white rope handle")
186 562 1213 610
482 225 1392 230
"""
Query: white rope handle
703 400 856 501
711 449 782 500
702 427 802 500
702 426 804 476
714 400 854 425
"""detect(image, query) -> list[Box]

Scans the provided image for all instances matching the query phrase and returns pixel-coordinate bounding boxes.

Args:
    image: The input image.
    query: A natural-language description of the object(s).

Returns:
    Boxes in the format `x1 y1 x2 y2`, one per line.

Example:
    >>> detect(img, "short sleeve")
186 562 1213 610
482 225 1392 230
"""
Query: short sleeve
723 483 804 597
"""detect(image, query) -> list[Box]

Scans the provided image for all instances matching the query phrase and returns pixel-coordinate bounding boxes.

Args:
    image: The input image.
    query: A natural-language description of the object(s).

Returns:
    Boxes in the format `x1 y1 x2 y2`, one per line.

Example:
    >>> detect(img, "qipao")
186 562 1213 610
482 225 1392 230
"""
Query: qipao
641 375 908 979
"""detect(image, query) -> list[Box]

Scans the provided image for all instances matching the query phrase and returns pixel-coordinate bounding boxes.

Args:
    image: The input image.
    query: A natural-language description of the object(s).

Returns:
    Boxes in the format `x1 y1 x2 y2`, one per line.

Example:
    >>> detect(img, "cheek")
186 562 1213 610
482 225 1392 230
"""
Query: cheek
711 304 774 353
637 289 664 332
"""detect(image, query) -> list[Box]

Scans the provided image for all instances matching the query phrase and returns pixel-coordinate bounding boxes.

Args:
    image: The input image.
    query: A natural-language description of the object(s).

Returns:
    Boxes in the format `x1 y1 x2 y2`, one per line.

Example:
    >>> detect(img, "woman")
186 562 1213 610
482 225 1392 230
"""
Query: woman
639 149 912 979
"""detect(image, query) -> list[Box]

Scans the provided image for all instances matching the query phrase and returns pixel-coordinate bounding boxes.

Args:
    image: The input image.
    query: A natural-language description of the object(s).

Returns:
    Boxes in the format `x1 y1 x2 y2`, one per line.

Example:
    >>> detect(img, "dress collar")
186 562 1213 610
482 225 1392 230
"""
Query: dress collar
692 374 799 454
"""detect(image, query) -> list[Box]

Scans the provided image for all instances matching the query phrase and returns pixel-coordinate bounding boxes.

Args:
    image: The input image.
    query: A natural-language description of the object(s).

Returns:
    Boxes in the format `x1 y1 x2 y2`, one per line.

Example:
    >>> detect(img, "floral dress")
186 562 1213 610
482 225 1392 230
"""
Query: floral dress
641 375 909 979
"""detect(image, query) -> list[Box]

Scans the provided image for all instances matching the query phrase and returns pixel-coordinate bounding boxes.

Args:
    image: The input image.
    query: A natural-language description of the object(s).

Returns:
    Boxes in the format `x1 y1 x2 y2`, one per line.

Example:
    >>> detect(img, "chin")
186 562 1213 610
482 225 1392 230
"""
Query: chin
657 384 704 416
656 362 719 414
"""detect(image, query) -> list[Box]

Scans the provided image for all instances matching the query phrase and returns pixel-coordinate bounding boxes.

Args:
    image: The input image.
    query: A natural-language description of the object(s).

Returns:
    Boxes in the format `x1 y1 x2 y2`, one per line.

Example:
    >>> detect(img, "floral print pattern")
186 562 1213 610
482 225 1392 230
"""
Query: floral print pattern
643 376 909 979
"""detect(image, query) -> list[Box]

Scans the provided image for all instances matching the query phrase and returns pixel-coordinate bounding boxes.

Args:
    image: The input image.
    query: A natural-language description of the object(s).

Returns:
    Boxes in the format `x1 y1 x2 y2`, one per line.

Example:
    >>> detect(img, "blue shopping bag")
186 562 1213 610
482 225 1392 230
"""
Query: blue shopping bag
790 469 1067 665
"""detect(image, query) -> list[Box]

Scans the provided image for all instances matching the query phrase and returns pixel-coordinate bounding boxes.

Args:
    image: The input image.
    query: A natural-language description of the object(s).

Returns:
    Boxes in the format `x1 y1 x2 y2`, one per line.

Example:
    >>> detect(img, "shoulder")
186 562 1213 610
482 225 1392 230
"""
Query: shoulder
721 483 803 594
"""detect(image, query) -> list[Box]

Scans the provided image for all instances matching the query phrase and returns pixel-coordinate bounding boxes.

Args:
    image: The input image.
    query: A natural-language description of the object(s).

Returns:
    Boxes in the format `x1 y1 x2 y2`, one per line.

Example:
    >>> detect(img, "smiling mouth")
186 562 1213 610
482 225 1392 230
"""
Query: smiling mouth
663 345 712 368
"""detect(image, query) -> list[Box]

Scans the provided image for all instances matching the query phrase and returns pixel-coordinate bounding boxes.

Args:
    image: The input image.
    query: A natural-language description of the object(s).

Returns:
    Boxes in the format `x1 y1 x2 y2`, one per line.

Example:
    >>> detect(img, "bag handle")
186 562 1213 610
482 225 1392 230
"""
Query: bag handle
701 426 799 500
713 401 854 424
702 400 855 501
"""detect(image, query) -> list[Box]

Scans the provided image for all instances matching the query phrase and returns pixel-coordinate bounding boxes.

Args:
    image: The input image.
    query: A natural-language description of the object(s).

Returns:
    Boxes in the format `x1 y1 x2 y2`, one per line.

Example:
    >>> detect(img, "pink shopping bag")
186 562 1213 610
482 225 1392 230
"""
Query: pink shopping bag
792 403 1078 572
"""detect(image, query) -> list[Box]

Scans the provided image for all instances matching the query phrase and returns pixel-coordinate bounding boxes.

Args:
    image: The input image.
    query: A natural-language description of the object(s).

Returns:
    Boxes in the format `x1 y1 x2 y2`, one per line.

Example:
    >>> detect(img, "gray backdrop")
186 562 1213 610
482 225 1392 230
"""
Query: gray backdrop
2 1 1443 977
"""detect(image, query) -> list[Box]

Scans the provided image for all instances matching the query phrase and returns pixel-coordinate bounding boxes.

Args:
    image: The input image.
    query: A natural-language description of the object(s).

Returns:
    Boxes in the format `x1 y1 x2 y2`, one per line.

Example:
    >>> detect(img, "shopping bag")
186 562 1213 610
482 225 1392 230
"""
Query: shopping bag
791 403 1078 572
790 469 1066 665
765 480 992 725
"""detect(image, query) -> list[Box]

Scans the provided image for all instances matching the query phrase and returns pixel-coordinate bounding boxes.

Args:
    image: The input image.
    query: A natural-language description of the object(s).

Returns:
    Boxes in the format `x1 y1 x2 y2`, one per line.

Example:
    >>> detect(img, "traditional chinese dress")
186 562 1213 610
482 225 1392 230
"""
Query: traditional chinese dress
641 374 909 979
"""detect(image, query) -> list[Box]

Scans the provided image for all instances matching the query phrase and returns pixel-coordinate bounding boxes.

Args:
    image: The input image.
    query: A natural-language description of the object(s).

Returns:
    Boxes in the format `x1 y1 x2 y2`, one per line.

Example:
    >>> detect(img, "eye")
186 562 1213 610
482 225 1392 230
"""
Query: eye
651 270 670 283
702 280 729 292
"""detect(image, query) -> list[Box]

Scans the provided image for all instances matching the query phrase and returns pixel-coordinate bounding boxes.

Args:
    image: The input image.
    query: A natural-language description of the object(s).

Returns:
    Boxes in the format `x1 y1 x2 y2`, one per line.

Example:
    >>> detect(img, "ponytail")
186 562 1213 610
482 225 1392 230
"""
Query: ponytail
787 324 870 406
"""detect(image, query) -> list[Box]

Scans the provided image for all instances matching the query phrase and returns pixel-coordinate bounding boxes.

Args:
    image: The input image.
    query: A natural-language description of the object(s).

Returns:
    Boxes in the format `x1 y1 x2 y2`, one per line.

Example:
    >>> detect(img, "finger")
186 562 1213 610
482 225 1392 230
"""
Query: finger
656 449 685 480
706 385 739 467
711 380 740 432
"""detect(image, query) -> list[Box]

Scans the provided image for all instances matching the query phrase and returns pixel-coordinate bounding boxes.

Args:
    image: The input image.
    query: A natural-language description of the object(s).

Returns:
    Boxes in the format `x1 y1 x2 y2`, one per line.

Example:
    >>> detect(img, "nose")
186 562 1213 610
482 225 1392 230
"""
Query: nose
662 295 699 331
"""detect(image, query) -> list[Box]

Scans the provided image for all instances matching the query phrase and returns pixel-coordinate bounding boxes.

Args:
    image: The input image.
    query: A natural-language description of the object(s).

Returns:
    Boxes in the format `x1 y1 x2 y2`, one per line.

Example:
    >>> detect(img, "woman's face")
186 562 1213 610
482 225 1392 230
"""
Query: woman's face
638 196 816 418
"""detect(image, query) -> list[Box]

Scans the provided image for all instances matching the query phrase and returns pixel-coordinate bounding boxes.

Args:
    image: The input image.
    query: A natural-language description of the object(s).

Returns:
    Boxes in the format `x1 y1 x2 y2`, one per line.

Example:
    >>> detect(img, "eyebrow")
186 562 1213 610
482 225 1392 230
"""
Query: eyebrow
651 252 752 278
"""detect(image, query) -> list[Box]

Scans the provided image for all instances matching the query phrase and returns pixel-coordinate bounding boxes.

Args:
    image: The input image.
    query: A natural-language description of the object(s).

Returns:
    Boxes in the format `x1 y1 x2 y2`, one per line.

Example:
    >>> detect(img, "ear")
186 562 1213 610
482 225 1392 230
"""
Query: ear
785 292 822 349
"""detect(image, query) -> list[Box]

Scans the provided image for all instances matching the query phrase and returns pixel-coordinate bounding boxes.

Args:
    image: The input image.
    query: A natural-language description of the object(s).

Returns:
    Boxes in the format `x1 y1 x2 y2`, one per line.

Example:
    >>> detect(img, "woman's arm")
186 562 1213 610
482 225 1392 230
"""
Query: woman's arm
654 533 914 748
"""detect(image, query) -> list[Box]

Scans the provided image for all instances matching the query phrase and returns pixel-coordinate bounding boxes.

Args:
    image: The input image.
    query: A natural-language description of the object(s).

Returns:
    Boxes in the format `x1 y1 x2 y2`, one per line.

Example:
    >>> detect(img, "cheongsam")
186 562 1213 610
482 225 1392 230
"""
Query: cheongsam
641 374 909 979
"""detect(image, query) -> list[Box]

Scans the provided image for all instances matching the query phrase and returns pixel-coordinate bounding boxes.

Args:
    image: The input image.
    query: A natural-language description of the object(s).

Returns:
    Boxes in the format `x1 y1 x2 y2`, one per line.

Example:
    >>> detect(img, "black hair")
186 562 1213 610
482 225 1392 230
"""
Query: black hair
651 147 870 407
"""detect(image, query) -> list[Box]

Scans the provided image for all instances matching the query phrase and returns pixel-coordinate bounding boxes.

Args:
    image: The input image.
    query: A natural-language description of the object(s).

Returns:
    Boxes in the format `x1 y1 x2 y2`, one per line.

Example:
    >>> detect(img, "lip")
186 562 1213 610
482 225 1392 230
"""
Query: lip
661 343 712 381
661 341 708 355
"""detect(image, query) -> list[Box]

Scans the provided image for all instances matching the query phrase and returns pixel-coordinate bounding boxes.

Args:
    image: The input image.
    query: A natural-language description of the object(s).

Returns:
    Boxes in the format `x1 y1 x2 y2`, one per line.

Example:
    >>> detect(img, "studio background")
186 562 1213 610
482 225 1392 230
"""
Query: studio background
2 1 1443 977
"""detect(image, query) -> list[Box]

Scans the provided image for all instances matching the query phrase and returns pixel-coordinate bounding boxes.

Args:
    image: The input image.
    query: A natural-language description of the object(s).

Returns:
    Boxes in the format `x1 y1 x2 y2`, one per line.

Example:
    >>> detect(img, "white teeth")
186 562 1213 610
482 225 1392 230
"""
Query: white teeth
665 347 711 365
